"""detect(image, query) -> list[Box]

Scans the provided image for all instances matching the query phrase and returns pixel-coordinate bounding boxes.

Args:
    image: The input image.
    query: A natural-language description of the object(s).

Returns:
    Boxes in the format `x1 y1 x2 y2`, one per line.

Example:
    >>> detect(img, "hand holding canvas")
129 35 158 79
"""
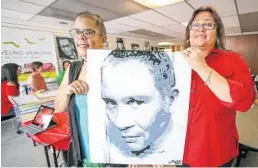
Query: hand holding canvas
65 80 89 95
181 47 209 73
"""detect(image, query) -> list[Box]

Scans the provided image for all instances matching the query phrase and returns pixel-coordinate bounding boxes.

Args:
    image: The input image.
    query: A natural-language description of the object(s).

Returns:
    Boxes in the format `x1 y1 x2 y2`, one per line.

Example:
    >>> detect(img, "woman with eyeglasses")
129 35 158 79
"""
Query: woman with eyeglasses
179 6 255 167
1 63 21 117
54 11 107 167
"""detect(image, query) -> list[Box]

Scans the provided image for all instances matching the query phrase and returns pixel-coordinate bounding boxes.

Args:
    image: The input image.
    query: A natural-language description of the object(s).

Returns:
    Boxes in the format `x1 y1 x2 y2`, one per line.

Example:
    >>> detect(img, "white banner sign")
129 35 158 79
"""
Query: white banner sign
1 27 58 82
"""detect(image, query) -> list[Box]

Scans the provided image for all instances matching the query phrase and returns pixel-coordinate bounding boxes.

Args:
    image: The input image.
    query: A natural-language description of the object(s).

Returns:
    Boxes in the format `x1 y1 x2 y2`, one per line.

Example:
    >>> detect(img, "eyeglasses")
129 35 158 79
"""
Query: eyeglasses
189 22 216 30
69 28 103 38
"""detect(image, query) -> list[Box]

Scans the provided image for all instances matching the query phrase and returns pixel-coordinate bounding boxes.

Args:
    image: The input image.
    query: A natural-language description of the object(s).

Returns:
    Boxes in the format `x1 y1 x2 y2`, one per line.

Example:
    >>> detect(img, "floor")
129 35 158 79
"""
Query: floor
1 118 63 167
1 118 258 167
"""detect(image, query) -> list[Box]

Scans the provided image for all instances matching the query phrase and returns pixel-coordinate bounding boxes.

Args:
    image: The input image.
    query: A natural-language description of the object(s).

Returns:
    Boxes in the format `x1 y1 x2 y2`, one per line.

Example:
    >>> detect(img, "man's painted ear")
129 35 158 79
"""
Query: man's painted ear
168 89 179 105
163 88 179 111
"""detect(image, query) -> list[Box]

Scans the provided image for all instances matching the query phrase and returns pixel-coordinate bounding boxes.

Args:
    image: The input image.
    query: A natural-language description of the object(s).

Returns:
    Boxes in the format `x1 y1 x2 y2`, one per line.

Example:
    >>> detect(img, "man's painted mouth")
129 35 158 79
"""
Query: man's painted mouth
122 135 140 143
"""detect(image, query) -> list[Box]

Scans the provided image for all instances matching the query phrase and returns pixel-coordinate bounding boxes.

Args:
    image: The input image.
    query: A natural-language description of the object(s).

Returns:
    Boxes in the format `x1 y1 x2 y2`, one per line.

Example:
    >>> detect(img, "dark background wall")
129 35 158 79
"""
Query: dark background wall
226 34 258 74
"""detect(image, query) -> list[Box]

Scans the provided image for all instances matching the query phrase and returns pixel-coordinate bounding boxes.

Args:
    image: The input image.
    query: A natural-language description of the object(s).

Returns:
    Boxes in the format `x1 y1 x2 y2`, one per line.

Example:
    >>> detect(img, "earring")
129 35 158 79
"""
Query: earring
216 39 219 46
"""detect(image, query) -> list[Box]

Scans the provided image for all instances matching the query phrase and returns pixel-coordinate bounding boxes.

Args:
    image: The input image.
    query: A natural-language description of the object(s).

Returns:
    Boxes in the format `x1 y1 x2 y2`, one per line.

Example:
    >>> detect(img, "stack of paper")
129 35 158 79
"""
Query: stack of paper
12 94 55 123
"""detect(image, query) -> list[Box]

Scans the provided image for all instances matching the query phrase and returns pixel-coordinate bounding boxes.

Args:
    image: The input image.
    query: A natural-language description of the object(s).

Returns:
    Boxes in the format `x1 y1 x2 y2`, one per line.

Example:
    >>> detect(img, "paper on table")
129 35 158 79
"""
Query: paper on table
35 91 57 99
12 95 39 106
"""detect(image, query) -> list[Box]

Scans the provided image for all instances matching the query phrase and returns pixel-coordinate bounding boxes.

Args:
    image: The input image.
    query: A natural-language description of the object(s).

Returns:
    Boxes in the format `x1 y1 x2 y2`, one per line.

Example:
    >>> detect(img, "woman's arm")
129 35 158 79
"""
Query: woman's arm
54 66 88 112
54 66 72 112
6 82 20 104
195 65 233 102
182 48 255 111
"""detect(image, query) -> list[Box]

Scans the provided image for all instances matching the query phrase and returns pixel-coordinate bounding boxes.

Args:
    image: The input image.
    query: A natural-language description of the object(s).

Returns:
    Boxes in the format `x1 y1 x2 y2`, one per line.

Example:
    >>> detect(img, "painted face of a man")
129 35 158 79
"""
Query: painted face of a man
101 60 172 152
60 39 74 56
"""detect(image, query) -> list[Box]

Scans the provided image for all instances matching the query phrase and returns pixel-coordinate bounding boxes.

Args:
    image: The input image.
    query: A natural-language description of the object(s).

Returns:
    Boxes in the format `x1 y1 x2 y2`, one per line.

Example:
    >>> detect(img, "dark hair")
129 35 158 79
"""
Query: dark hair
75 11 106 36
101 50 176 98
1 63 20 87
31 61 43 72
62 60 72 70
184 6 226 50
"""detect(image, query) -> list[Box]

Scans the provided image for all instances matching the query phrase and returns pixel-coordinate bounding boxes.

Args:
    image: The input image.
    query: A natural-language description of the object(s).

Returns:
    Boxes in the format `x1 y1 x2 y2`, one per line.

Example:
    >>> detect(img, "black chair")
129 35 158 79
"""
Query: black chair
236 144 258 167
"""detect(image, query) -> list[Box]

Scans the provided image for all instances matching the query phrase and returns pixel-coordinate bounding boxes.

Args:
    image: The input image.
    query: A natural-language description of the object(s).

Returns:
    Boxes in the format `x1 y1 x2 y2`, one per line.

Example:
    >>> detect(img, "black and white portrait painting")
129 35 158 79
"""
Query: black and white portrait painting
56 37 77 59
87 50 191 165
131 43 140 51
116 38 125 50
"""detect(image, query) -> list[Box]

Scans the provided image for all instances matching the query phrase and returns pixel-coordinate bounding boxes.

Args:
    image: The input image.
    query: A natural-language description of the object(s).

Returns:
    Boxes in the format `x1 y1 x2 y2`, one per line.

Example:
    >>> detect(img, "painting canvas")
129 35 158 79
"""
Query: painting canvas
87 50 192 165
56 37 77 60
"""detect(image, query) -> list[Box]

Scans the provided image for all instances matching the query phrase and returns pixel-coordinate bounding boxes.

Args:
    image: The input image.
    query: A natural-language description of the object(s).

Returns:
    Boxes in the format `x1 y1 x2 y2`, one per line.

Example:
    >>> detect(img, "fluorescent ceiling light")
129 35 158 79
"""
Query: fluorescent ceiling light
181 22 188 26
158 42 175 45
133 0 184 8
243 31 258 35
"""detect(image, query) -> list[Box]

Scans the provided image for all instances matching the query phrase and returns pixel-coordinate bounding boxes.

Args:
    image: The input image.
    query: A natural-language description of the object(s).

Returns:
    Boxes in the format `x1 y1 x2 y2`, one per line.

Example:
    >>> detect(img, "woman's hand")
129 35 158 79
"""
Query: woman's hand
181 47 208 72
64 80 89 95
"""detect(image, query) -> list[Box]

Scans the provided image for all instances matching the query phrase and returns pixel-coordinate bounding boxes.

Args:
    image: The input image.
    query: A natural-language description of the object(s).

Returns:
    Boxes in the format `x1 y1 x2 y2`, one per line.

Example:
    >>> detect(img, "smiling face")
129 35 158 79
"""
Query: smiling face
101 60 172 152
189 11 217 50
74 16 104 58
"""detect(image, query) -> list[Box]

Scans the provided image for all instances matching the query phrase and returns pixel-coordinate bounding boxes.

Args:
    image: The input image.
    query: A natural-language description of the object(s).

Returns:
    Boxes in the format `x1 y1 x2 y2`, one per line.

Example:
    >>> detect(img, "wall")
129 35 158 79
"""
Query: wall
1 23 159 71
226 34 258 74
54 33 159 71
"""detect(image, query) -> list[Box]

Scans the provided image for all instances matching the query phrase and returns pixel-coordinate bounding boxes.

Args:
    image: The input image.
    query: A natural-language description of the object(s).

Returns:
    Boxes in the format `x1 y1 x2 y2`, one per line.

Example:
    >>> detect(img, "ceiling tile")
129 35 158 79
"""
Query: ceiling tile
239 12 258 27
106 28 126 34
1 8 34 20
111 16 155 29
225 27 241 35
188 0 237 17
143 25 172 34
2 0 45 14
38 7 76 21
155 2 194 23
142 25 184 38
48 0 121 21
104 21 138 32
79 0 149 15
118 32 160 41
1 16 72 34
130 10 178 26
242 25 258 32
128 29 175 39
161 23 186 34
221 15 240 27
20 0 56 6
236 0 258 14
31 15 74 28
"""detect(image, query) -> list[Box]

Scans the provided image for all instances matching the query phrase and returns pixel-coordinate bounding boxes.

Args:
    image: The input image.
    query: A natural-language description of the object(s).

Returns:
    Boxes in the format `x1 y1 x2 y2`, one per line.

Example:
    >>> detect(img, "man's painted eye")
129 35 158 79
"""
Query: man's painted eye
127 98 144 105
102 98 117 106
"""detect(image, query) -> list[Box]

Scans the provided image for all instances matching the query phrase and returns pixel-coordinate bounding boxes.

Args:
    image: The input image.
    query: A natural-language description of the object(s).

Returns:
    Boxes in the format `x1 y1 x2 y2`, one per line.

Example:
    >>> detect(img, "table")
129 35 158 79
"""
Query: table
23 112 70 167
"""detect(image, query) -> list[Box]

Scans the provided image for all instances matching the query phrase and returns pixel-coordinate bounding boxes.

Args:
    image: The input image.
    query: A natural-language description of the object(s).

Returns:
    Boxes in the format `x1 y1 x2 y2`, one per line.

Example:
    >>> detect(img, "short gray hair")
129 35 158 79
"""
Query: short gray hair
101 50 176 98
75 11 106 36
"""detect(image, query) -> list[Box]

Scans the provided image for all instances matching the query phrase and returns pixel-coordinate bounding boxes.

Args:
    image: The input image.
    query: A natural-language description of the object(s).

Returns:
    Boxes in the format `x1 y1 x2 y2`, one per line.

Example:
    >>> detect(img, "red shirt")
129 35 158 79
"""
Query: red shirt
1 81 19 116
183 49 256 166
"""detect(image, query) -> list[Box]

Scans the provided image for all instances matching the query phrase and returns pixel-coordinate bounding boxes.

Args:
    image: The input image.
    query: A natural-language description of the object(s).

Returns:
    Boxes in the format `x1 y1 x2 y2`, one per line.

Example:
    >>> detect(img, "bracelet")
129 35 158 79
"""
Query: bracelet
205 68 213 86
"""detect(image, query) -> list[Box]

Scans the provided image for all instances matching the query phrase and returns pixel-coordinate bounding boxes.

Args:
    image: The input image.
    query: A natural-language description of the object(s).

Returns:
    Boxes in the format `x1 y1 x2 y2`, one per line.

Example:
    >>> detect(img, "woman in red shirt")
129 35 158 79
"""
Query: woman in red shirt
1 63 21 116
27 61 48 93
180 6 255 166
